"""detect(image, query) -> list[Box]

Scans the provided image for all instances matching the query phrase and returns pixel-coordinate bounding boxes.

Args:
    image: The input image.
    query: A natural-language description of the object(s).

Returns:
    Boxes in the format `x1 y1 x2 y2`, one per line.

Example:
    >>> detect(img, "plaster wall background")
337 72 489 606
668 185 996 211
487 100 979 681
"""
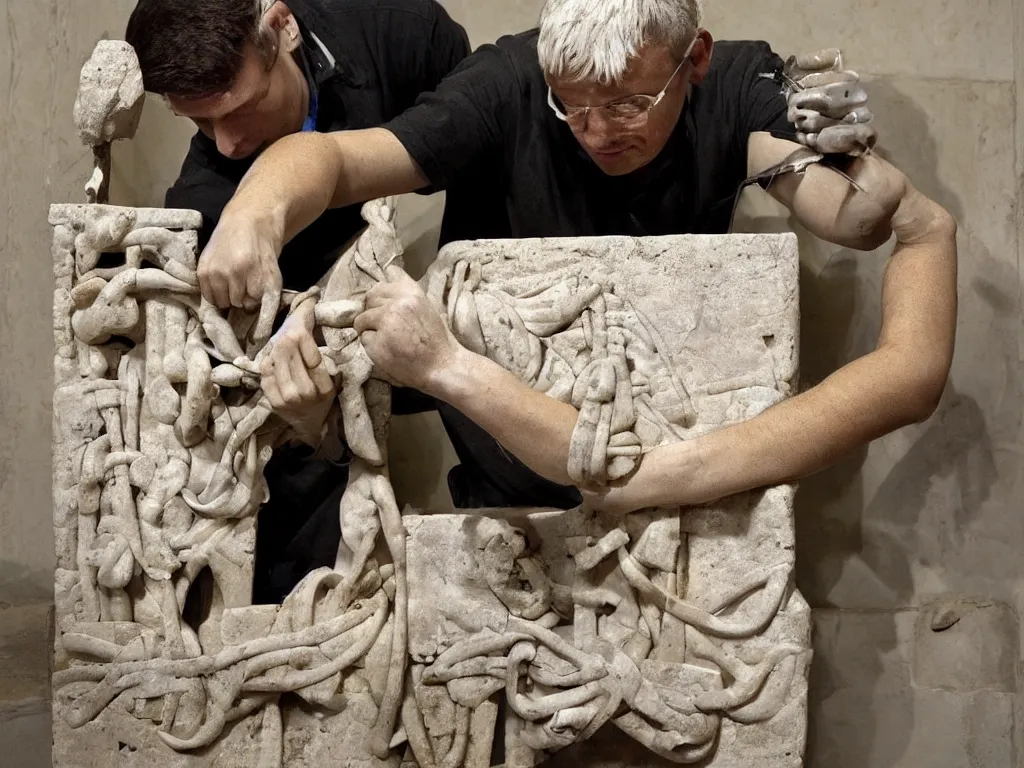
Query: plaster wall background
2 0 1020 765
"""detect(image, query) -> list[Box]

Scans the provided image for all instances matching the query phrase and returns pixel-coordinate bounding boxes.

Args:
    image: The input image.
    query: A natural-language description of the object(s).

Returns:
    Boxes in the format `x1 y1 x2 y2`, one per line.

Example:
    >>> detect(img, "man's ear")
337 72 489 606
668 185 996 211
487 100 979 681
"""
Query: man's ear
265 2 301 54
688 30 714 85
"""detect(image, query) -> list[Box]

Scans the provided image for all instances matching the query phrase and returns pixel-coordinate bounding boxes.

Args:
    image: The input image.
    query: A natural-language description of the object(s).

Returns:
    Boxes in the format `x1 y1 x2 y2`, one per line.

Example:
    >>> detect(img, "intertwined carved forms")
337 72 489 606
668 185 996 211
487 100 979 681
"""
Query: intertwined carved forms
51 206 809 767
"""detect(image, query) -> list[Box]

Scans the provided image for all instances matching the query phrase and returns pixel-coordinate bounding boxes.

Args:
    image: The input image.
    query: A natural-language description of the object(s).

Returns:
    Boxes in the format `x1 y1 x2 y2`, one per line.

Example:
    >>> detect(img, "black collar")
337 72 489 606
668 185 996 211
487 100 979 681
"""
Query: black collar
292 5 364 88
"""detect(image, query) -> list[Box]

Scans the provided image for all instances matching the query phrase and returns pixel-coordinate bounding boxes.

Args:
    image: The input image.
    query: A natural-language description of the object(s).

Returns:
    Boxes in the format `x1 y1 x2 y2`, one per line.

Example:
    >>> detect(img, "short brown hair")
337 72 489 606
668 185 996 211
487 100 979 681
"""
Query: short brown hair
126 0 278 97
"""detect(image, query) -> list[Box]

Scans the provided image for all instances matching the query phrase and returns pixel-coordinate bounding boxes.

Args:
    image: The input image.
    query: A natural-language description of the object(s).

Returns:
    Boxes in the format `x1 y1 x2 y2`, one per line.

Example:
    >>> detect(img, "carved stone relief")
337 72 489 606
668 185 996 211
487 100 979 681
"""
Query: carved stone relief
50 40 810 768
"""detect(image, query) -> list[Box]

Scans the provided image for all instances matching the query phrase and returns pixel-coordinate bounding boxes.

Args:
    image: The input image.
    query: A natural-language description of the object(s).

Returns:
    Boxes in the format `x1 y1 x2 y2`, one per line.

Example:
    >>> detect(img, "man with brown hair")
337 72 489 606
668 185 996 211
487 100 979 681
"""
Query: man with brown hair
125 0 470 601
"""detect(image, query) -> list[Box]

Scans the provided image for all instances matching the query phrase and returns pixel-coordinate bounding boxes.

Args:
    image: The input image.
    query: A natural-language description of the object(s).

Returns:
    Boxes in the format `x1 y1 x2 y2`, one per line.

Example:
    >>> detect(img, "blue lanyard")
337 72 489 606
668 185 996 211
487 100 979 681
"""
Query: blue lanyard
301 90 319 132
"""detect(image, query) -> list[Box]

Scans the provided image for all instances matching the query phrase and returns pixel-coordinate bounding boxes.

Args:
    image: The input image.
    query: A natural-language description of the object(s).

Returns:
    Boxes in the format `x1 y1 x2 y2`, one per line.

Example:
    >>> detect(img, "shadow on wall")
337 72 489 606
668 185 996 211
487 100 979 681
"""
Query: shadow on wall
789 80 999 766
0 561 54 606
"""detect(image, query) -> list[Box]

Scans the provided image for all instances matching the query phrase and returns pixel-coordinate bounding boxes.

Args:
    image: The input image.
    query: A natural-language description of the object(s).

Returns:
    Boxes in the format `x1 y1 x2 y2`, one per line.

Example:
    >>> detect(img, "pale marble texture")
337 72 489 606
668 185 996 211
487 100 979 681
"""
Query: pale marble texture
49 185 808 767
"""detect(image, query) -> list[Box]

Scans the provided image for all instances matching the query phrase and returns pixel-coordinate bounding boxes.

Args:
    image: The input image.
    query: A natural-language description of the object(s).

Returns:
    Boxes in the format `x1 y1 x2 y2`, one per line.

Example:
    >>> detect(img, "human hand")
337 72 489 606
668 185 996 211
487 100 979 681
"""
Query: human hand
353 265 462 395
785 48 877 156
197 207 284 343
579 485 645 516
259 300 337 444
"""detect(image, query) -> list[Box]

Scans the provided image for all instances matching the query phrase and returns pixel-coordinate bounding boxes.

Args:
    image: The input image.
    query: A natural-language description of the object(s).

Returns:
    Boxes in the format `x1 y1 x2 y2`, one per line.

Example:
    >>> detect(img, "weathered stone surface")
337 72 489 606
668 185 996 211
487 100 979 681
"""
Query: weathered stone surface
912 597 1018 693
50 162 805 768
73 41 145 146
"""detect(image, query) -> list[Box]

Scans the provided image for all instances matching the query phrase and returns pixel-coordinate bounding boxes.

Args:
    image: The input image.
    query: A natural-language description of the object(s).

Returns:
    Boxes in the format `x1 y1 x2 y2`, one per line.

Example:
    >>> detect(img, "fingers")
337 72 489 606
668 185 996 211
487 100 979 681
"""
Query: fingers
285 343 316 401
794 70 857 91
787 50 876 157
246 264 266 306
790 83 868 119
259 318 333 413
793 47 841 71
353 305 390 334
198 266 231 308
307 360 336 397
198 253 262 310
197 209 285 311
806 123 878 155
789 107 841 134
790 107 874 135
363 280 412 309
261 366 285 409
843 106 874 125
363 283 398 309
297 327 322 368
357 330 400 386
227 275 249 309
258 341 276 377
252 284 282 347
359 329 379 363
255 257 283 301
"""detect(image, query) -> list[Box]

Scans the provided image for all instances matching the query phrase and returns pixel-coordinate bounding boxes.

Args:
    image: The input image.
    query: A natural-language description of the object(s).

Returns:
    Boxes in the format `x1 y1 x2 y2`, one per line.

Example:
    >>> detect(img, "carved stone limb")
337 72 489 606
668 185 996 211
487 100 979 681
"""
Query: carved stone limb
52 83 808 766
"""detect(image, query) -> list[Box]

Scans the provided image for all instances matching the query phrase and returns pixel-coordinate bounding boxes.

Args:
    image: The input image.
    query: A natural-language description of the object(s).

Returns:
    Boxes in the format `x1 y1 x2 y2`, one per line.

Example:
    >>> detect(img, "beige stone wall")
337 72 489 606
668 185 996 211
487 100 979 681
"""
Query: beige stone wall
0 1 194 763
0 0 193 608
3 0 1022 764
701 2 1024 764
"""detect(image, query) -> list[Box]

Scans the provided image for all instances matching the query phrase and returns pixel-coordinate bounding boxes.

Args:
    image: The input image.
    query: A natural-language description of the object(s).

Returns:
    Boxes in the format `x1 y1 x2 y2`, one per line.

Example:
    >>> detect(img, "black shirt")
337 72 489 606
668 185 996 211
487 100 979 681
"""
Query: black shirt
162 0 468 603
385 32 800 509
387 31 796 243
165 0 470 291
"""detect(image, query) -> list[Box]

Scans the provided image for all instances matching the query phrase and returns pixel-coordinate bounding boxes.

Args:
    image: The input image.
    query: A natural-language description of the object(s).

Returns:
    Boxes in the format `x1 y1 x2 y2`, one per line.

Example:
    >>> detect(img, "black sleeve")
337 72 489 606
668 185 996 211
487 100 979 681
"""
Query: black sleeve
373 0 470 114
165 131 366 290
421 1 471 91
384 44 519 191
164 132 242 249
737 41 798 141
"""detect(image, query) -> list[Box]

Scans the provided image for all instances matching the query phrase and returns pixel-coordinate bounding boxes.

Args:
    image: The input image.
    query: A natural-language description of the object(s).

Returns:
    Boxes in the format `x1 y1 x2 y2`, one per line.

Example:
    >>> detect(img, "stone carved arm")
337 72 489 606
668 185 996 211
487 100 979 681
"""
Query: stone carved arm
783 48 877 156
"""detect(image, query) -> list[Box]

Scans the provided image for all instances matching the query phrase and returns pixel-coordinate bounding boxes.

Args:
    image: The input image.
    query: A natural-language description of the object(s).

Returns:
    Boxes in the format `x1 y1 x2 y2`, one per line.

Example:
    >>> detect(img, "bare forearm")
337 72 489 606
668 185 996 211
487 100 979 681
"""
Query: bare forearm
622 344 938 509
227 133 343 245
615 191 957 510
429 346 579 485
223 128 427 246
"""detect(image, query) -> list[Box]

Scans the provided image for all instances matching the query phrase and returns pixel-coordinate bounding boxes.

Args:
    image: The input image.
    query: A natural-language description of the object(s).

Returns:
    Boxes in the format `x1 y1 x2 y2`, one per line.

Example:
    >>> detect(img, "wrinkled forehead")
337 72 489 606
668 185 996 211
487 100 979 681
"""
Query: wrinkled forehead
544 42 679 100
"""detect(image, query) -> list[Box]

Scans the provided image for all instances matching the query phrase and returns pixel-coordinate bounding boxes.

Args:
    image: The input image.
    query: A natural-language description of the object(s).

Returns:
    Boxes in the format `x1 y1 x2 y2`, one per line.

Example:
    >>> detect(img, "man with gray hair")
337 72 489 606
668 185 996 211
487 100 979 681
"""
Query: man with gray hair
197 0 957 513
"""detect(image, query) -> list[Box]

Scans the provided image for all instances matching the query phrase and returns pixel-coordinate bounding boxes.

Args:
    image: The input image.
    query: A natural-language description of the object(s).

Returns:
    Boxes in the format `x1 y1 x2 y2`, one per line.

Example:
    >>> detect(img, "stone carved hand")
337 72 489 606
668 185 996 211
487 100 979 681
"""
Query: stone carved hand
355 265 460 394
259 299 337 445
785 48 877 156
196 208 282 345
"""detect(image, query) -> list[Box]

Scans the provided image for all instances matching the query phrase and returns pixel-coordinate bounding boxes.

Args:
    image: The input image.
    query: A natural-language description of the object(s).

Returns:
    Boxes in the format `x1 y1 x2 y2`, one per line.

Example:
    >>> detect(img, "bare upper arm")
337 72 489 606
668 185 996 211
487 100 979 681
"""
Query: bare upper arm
748 132 957 398
328 127 431 209
746 131 907 251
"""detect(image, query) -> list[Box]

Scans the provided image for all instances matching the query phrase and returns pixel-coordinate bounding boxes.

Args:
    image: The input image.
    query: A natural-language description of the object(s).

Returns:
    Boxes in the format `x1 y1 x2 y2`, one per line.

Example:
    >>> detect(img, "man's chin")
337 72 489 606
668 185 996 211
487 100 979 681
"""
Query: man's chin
588 148 643 176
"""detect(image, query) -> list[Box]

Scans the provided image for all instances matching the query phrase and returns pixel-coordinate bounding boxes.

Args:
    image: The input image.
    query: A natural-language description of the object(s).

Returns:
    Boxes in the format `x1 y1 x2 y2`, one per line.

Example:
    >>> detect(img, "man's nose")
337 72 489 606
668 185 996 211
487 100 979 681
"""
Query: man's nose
578 109 620 142
581 108 618 137
213 122 251 159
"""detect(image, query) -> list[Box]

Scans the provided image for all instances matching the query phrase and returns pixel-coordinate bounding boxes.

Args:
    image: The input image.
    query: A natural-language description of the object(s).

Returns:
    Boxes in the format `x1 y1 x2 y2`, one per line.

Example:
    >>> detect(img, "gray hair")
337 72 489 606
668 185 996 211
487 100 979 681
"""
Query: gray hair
537 0 702 84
